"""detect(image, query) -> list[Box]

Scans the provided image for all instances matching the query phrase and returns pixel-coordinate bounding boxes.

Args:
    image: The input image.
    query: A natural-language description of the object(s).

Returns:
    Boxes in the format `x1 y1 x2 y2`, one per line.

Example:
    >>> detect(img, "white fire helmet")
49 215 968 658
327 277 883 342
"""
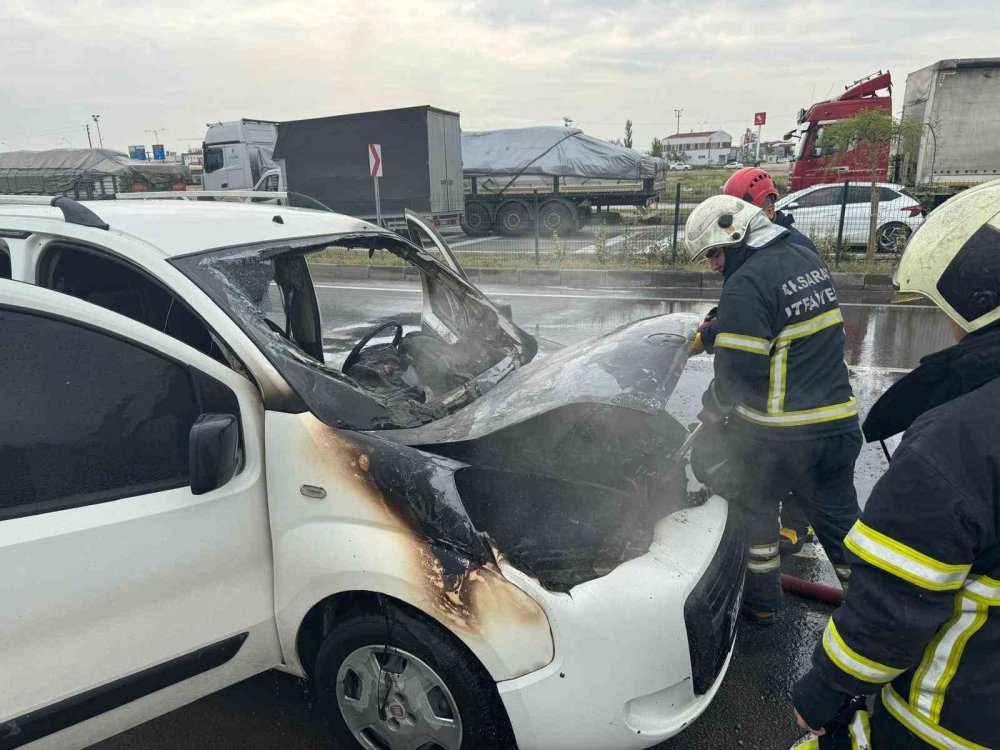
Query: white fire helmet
684 195 780 261
894 178 1000 333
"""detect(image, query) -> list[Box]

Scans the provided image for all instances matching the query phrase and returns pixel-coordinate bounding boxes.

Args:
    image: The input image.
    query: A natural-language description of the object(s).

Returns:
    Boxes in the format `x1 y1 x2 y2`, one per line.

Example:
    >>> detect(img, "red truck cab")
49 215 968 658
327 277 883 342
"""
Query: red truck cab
787 72 892 192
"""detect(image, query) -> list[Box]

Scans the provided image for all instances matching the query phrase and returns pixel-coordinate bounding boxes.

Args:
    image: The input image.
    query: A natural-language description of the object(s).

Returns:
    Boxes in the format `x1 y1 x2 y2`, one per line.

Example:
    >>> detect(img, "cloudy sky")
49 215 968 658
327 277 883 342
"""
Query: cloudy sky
1 0 995 154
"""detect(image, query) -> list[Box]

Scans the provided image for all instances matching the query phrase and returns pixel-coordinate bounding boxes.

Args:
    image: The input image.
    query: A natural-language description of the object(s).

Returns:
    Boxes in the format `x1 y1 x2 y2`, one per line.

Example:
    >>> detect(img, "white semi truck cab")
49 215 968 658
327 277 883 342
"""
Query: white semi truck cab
202 119 278 191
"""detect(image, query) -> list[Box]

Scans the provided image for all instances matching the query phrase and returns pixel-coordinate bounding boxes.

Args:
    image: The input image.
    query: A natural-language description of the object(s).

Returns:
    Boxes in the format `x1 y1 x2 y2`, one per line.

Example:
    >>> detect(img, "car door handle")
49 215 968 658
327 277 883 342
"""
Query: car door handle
836 167 849 172
221 183 228 188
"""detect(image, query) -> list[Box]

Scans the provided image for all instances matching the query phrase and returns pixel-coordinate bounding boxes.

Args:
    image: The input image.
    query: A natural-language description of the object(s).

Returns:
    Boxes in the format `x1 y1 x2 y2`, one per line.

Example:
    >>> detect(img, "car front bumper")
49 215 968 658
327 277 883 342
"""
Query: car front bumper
496 495 743 750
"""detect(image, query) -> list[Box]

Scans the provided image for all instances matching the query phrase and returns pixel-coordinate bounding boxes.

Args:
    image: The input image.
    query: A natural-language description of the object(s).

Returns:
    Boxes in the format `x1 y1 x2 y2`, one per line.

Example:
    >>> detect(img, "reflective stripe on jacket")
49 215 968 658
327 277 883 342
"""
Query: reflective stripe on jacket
709 236 858 441
795 369 1000 749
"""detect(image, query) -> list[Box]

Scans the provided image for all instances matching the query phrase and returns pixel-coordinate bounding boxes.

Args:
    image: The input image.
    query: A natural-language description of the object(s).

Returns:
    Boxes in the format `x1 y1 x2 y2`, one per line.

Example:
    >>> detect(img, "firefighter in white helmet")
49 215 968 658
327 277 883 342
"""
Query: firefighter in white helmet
791 180 1000 748
686 195 861 625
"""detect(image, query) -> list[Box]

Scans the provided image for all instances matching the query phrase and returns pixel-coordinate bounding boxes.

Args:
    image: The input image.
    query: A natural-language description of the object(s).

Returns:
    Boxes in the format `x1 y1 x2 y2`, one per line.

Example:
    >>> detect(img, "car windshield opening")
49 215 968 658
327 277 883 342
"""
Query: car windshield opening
172 232 536 431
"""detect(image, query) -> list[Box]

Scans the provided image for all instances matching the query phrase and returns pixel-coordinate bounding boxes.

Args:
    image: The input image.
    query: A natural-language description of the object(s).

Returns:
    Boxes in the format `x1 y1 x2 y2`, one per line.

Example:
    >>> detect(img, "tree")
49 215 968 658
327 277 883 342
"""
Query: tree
820 110 924 261
649 136 664 158
624 120 633 149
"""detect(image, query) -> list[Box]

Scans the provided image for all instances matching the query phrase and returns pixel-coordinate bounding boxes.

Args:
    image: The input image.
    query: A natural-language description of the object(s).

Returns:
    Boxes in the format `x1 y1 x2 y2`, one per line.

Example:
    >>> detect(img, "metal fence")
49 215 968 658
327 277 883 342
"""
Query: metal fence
396 181 919 270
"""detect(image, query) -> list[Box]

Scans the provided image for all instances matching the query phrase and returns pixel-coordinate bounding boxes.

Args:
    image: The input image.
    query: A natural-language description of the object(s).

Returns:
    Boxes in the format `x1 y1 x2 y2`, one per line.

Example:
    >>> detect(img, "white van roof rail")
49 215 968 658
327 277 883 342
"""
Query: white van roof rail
114 190 289 200
0 195 109 230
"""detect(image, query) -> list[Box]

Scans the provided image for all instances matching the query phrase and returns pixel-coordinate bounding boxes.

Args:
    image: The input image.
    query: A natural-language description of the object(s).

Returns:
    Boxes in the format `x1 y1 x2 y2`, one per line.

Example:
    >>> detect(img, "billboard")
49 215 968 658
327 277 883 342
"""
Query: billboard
128 145 147 160
152 144 166 161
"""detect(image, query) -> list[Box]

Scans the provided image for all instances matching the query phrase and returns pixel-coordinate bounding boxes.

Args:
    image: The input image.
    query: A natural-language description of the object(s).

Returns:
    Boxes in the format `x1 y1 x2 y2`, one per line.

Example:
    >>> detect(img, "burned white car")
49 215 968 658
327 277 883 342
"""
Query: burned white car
0 196 742 750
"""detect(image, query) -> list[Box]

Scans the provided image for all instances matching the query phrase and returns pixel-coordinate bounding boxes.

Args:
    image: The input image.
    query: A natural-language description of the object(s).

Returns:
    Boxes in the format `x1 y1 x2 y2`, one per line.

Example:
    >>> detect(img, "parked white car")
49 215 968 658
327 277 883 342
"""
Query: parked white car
776 182 925 253
668 162 692 171
724 162 743 169
0 194 742 750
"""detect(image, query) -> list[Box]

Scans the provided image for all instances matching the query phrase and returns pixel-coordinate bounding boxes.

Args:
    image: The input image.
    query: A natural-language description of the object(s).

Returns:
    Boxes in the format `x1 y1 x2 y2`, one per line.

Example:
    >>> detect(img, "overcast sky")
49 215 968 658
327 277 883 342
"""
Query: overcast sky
1 0 996 154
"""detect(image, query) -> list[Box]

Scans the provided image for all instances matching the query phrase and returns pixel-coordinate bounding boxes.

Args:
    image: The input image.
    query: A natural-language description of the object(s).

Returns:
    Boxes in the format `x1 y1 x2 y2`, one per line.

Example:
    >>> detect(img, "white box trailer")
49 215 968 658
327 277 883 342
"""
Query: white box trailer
900 58 1000 187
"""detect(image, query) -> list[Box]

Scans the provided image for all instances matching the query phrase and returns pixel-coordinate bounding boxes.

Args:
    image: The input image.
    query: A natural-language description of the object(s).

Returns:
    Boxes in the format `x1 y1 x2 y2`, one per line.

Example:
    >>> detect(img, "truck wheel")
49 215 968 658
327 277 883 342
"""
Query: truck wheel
314 603 517 750
538 200 576 235
460 202 492 236
877 222 912 253
497 202 530 236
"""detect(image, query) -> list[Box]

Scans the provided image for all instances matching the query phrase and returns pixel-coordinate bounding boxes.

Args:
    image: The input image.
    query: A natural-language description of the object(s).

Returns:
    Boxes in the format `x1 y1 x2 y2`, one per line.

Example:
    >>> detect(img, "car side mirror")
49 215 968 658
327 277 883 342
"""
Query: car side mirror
190 413 242 495
786 202 799 211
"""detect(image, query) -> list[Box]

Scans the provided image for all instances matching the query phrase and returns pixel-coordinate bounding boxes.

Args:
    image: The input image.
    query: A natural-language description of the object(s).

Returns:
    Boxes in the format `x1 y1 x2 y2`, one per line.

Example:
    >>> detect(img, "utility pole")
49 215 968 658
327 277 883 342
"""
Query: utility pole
85 124 93 148
562 116 574 127
91 114 104 148
673 108 683 135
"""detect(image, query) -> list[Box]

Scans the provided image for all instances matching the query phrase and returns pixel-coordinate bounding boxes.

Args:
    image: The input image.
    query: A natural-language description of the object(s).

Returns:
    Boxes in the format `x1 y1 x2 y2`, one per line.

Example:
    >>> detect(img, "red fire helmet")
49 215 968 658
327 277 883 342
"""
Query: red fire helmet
721 167 779 208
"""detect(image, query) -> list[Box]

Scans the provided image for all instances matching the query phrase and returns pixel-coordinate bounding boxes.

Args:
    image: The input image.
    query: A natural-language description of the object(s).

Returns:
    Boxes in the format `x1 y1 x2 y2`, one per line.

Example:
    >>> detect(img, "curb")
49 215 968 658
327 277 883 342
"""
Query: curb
310 264 897 300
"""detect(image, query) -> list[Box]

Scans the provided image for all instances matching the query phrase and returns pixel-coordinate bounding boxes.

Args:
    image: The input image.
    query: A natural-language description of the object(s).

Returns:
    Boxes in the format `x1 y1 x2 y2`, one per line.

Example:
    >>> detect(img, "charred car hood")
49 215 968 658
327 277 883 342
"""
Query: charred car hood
383 313 699 446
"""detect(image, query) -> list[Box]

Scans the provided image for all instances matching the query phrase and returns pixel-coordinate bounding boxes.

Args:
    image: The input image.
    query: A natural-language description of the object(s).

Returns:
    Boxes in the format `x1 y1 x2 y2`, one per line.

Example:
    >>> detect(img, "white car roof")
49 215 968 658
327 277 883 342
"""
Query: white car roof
0 199 388 257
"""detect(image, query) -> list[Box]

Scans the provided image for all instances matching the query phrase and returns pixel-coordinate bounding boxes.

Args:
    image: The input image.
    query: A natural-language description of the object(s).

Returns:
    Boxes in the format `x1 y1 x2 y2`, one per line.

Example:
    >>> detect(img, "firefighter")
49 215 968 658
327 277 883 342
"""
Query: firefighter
722 166 818 555
686 195 860 624
723 166 818 254
790 181 1000 749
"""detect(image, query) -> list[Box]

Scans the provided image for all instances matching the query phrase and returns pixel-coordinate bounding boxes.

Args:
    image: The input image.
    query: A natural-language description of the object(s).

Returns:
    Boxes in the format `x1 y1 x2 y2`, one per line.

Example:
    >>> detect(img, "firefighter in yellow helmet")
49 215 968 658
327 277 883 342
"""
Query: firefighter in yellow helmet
791 179 1000 748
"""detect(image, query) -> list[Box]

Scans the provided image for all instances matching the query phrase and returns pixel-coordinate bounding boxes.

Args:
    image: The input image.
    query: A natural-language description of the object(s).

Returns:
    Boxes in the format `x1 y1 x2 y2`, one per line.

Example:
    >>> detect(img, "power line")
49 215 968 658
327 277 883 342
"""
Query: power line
0 124 87 141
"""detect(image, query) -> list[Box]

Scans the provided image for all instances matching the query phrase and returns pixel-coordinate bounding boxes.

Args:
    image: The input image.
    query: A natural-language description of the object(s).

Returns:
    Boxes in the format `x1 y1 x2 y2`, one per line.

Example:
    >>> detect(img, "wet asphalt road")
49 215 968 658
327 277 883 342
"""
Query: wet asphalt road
91 281 953 750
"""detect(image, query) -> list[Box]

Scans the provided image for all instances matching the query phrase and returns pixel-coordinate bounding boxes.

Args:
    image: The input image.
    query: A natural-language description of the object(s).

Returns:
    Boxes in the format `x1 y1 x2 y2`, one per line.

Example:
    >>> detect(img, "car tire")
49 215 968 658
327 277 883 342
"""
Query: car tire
497 202 530 236
314 602 517 750
876 222 912 254
460 202 492 237
537 200 576 235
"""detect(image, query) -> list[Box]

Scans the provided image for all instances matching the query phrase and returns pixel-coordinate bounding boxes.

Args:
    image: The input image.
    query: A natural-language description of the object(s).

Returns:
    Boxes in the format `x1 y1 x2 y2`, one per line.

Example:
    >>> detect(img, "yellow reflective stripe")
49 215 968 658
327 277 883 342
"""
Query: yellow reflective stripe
964 574 1000 605
849 710 872 750
768 342 789 414
911 592 989 722
882 684 989 750
775 308 844 344
735 398 858 427
715 332 771 355
749 543 780 557
791 736 820 750
844 521 971 591
822 619 905 683
747 557 781 573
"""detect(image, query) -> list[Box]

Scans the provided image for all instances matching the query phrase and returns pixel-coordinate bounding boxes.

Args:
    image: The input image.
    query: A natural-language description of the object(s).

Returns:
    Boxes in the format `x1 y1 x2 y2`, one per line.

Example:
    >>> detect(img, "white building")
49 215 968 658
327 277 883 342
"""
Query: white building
665 130 733 165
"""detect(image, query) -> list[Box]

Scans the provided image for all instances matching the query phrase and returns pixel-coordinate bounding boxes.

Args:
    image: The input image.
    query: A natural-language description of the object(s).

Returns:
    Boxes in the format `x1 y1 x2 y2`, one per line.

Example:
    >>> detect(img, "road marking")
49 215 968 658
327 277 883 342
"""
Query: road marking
575 234 625 254
448 236 494 248
313 283 938 309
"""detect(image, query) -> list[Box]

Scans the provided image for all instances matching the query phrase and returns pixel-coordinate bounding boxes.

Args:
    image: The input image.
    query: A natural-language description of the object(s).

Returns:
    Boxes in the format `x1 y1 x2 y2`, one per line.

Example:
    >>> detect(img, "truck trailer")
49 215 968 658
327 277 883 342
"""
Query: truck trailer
897 58 1000 189
461 127 664 237
268 105 464 230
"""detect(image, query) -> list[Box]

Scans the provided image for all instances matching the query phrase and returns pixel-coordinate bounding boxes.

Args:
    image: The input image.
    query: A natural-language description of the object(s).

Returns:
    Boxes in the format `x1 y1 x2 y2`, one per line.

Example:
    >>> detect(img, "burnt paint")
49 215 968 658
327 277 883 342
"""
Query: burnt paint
298 419 552 669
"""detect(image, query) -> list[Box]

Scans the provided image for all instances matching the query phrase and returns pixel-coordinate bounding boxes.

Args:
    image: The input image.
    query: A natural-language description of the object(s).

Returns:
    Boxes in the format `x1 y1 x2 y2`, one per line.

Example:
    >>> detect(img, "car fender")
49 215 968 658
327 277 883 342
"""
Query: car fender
266 411 554 682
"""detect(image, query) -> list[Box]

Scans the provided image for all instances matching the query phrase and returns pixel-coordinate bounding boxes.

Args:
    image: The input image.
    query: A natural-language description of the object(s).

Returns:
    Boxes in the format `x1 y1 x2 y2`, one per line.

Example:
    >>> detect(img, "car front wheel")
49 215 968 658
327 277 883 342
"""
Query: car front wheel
314 602 517 750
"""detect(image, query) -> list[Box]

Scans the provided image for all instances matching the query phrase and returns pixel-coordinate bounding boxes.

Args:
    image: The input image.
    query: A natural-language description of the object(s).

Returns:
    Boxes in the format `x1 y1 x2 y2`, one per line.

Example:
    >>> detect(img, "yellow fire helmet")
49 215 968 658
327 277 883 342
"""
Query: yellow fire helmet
894 178 1000 333
684 195 757 261
684 194 784 262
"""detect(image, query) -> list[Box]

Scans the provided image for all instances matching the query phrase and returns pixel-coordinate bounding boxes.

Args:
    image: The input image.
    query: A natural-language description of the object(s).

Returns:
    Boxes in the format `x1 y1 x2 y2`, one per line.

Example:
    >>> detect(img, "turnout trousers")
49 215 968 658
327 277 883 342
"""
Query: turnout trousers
733 429 862 614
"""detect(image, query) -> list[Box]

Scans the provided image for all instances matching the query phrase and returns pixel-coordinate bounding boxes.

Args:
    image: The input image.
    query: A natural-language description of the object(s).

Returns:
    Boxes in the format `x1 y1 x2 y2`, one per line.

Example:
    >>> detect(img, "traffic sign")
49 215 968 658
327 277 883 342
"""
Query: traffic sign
754 112 767 126
152 144 165 161
369 143 383 177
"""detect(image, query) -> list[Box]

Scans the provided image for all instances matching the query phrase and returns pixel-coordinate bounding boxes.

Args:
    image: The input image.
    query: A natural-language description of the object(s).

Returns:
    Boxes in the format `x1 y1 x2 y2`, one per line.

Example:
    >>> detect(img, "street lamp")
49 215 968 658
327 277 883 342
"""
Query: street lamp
0 142 11 152
146 128 165 143
59 137 74 148
91 114 104 148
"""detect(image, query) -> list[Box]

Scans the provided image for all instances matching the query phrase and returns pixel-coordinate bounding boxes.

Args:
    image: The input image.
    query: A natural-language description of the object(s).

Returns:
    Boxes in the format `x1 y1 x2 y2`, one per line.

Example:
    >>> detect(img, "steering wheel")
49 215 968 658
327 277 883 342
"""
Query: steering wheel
342 321 405 372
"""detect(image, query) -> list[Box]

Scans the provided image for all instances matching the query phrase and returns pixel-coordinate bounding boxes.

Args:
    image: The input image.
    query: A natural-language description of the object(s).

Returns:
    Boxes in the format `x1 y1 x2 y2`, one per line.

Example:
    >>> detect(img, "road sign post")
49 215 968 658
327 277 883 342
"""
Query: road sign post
369 143 383 227
754 112 766 166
